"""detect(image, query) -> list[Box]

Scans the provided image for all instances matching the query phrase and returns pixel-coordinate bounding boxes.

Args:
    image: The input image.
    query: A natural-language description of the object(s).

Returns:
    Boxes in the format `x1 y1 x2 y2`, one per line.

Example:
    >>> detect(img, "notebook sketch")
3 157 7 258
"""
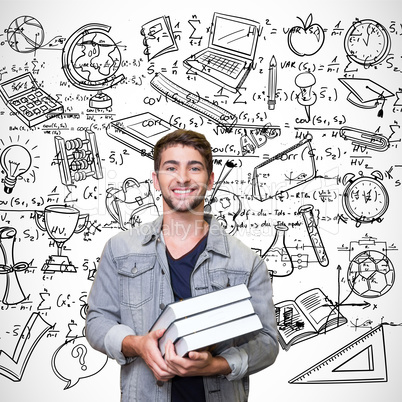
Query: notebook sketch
183 12 261 93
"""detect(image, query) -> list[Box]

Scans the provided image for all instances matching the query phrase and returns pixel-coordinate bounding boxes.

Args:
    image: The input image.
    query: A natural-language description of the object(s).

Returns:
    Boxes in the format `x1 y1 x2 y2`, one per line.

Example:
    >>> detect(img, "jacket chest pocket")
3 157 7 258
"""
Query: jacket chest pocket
117 254 156 308
208 268 250 291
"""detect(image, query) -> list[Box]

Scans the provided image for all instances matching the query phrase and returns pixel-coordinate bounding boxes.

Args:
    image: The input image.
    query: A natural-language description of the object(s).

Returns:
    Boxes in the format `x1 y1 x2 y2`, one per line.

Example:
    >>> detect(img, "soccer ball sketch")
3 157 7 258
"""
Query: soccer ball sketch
347 250 395 298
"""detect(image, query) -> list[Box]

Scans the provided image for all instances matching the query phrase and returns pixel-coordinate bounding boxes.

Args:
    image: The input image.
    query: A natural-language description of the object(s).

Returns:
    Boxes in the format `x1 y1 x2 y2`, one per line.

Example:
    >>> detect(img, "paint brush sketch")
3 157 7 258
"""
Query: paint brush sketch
0 1 401 402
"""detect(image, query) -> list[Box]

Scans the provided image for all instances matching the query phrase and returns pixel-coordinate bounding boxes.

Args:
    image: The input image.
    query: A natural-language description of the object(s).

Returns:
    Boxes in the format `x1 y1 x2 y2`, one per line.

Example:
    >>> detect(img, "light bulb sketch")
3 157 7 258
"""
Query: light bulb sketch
0 145 32 194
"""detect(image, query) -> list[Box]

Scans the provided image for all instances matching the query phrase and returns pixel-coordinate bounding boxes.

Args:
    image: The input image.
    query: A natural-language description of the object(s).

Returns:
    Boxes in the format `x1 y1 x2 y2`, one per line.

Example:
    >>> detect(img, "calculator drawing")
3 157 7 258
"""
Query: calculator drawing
0 72 64 127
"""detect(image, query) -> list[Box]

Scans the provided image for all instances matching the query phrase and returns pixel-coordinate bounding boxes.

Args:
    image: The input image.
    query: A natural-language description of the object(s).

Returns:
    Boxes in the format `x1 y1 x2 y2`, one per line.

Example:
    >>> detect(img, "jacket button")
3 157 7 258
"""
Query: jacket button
160 303 166 310
157 380 164 387
131 267 138 274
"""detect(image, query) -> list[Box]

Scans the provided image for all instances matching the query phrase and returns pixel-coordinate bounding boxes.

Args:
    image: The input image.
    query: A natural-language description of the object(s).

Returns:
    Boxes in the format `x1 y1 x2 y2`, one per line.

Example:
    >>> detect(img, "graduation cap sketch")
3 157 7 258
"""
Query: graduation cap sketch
338 78 394 117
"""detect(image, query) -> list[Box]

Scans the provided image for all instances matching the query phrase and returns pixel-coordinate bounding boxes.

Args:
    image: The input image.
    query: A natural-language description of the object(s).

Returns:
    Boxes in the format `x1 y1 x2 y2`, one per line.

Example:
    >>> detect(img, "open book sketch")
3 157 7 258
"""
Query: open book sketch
275 288 347 351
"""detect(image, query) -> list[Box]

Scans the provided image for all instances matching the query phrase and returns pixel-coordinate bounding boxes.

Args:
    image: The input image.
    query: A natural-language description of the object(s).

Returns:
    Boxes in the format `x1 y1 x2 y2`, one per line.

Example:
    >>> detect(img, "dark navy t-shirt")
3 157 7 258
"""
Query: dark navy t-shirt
166 233 208 402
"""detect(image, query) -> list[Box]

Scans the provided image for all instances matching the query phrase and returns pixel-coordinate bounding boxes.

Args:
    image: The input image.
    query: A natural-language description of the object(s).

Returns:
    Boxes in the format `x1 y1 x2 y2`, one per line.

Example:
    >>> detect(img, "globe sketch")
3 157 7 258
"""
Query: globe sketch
347 250 395 298
62 23 125 109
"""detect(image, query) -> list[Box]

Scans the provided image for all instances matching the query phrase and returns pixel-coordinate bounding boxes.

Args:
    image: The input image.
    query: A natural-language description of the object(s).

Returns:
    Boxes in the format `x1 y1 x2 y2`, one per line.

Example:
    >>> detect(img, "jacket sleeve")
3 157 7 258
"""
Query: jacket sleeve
85 239 135 365
219 256 279 381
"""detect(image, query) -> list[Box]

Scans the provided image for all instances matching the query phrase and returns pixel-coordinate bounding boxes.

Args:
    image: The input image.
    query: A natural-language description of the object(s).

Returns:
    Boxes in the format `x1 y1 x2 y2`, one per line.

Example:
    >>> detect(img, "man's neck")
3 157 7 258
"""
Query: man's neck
162 210 208 243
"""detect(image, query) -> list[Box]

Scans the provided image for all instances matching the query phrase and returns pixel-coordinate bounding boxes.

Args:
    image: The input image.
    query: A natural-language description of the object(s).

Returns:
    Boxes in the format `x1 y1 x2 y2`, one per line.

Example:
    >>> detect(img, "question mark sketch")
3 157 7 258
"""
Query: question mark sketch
71 344 87 371
51 336 107 389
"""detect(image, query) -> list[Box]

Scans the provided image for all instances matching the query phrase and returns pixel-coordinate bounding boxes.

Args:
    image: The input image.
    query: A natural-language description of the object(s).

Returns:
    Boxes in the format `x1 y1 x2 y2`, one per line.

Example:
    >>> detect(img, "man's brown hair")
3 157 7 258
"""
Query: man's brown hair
153 129 213 177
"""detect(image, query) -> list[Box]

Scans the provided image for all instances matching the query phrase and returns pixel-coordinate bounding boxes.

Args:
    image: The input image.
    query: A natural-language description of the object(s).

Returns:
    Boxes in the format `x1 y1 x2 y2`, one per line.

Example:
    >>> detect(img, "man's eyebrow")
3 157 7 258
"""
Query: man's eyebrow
161 160 205 168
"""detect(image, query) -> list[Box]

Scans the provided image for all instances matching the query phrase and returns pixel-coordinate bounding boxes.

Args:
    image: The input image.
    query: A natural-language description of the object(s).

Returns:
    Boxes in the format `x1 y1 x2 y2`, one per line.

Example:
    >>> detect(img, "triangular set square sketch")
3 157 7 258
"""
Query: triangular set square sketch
289 324 387 384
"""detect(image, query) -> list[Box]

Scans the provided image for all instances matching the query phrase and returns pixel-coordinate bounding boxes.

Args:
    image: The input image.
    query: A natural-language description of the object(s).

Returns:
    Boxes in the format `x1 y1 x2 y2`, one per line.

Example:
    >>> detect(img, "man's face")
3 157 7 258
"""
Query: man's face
152 145 214 215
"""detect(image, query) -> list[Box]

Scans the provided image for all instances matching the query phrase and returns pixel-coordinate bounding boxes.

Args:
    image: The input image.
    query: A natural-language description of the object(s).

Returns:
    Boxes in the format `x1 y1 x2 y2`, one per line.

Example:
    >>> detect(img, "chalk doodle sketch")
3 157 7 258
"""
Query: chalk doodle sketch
0 1 401 401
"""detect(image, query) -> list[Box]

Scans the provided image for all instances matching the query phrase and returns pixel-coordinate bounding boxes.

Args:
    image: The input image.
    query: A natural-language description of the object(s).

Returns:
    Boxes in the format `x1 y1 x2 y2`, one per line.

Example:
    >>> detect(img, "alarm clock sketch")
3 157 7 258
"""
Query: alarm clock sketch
344 19 391 67
342 170 389 227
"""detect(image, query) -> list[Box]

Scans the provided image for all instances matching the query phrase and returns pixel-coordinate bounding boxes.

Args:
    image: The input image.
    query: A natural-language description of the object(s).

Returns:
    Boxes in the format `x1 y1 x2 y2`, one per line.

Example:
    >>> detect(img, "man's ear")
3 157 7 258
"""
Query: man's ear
207 172 214 191
152 171 160 191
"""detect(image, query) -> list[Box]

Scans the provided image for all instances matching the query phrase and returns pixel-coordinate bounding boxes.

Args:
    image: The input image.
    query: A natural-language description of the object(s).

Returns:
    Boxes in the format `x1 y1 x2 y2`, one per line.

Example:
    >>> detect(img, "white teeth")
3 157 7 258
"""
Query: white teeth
174 189 192 194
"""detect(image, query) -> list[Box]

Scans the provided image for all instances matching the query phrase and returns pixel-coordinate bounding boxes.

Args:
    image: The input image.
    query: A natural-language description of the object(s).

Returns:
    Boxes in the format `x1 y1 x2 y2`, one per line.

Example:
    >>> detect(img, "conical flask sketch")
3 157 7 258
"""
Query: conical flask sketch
262 224 294 277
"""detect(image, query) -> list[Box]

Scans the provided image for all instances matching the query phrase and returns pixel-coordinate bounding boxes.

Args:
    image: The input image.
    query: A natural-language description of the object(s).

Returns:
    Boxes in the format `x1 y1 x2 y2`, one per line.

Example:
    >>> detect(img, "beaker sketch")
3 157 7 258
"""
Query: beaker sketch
262 224 294 277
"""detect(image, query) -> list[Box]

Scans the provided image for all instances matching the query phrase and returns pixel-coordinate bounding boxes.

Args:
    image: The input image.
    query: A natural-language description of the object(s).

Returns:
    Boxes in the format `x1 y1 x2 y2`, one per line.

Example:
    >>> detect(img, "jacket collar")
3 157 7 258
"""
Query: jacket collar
140 214 230 257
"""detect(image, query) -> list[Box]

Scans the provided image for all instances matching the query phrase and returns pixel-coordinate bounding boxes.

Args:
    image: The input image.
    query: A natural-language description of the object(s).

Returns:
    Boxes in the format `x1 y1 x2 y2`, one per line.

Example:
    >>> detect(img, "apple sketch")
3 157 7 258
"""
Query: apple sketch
288 14 325 56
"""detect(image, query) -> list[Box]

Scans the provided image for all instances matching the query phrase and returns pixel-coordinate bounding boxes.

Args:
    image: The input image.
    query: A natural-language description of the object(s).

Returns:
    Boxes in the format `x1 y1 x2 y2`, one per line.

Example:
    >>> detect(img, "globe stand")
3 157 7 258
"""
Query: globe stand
89 90 113 109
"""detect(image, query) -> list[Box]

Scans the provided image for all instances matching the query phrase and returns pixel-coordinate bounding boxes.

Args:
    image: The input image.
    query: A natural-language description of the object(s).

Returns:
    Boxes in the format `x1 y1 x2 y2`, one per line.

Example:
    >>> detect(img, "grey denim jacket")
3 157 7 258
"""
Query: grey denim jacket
86 214 279 402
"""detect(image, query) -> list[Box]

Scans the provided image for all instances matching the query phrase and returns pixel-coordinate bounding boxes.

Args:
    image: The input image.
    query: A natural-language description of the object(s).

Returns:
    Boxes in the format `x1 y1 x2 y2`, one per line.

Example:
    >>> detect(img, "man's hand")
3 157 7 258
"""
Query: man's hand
121 330 174 382
164 340 232 377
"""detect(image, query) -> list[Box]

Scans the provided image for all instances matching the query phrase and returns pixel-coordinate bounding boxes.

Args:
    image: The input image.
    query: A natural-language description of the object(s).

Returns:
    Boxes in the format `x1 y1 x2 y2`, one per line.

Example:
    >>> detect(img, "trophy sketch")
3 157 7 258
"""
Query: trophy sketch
35 205 88 273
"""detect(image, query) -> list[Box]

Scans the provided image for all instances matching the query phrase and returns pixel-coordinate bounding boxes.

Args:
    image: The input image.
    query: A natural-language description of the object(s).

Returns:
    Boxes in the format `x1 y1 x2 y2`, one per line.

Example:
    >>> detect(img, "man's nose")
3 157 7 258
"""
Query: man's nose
176 168 190 183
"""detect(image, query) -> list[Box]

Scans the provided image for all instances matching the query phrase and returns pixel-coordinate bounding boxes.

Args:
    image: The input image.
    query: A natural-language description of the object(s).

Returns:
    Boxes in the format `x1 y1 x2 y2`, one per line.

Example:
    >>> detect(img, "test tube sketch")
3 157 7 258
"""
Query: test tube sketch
251 135 316 201
105 178 160 230
289 324 388 384
287 14 325 57
298 204 329 267
0 313 52 382
34 205 89 273
341 170 389 227
140 16 178 61
54 129 103 187
183 12 261 94
0 227 29 305
275 287 347 351
204 160 242 236
61 23 125 109
51 336 108 390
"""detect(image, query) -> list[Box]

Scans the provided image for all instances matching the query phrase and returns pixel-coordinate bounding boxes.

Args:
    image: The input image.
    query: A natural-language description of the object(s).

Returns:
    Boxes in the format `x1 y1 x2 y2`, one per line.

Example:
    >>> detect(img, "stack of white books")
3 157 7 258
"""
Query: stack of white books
149 284 262 357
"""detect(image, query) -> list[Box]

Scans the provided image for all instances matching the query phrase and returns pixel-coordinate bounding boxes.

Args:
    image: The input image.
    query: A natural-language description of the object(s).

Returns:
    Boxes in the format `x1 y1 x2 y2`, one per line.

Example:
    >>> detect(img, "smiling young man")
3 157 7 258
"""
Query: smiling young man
86 130 279 402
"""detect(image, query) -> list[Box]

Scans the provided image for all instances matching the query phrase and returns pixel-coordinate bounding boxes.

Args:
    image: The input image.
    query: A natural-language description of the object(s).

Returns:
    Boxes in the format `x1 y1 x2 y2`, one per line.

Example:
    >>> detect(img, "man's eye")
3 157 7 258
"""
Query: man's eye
191 167 200 171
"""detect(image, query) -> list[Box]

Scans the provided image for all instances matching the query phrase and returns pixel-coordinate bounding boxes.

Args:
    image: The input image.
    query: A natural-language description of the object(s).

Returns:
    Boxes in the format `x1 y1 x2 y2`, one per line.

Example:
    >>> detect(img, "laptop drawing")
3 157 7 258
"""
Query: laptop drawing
183 12 261 93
